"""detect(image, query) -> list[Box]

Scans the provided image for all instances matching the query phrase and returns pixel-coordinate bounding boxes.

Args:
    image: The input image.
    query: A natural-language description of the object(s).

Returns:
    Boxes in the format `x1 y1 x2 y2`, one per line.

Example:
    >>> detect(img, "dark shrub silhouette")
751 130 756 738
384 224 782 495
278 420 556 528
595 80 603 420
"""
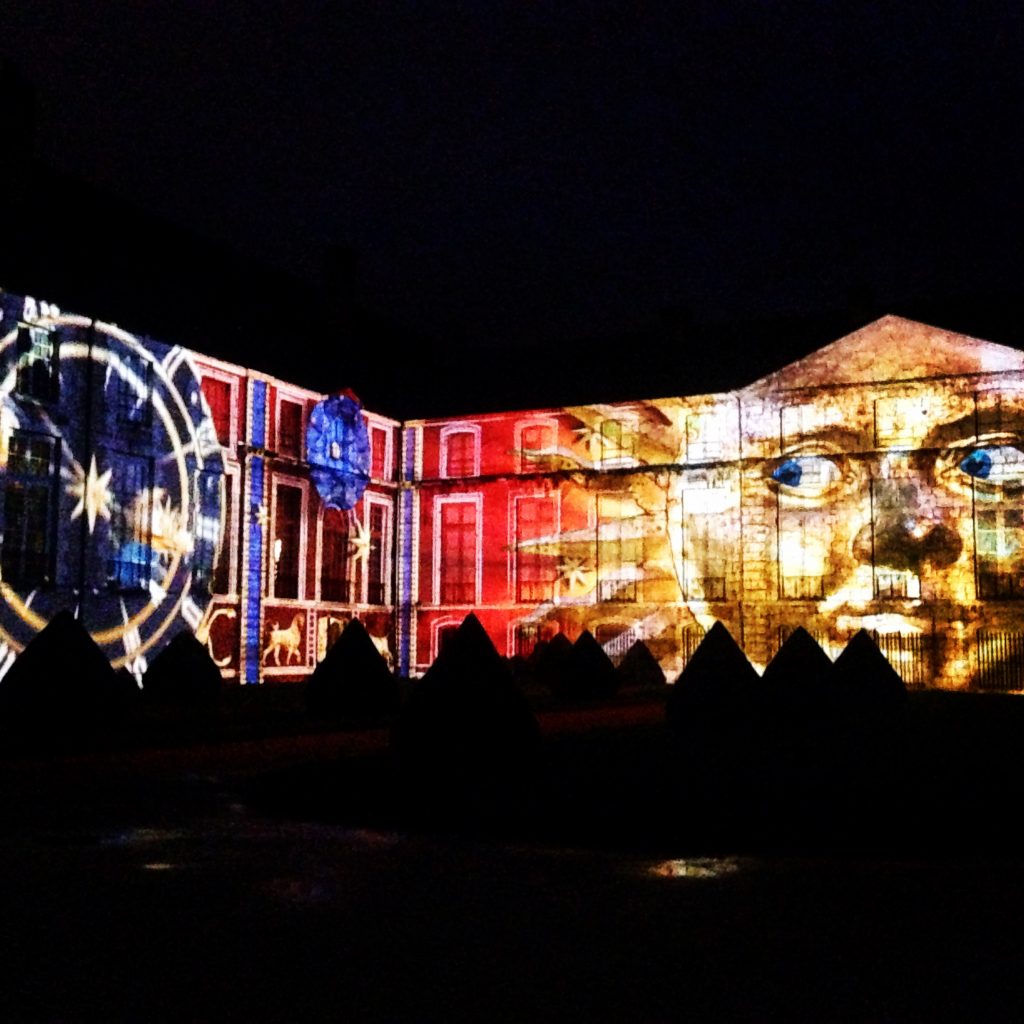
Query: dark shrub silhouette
306 618 397 718
393 613 541 821
665 622 760 830
533 632 573 694
761 627 836 714
832 629 909 819
616 640 666 690
0 609 124 742
833 629 907 715
760 627 844 831
562 630 618 699
666 621 758 725
142 630 223 705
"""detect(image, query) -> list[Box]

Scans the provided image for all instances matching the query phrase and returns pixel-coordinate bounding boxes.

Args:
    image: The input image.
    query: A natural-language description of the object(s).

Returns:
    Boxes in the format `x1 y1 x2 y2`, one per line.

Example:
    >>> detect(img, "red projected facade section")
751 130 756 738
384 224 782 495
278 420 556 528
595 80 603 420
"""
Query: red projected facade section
5 290 1024 691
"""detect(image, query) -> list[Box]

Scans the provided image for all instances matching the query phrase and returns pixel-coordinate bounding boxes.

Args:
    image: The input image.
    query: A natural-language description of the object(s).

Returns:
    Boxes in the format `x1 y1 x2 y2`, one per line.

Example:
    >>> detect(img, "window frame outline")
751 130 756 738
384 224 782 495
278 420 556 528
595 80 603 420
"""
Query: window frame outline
267 473 309 600
432 492 483 606
439 423 482 479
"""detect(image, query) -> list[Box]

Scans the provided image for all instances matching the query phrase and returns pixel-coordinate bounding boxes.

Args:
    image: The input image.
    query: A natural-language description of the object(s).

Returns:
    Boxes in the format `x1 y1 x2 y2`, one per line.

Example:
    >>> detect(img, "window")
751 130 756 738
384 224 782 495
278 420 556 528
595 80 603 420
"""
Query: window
976 506 1024 599
780 404 822 450
596 494 641 602
875 396 928 450
441 428 478 478
321 508 351 602
870 478 921 599
686 412 725 462
212 475 234 595
599 419 635 467
278 399 303 458
15 325 59 403
110 351 151 429
513 622 540 658
370 426 391 480
515 495 558 602
519 422 556 472
1 431 57 588
366 503 388 605
106 454 154 590
438 499 478 603
680 470 729 601
201 376 233 447
778 513 826 600
191 469 222 592
271 484 303 598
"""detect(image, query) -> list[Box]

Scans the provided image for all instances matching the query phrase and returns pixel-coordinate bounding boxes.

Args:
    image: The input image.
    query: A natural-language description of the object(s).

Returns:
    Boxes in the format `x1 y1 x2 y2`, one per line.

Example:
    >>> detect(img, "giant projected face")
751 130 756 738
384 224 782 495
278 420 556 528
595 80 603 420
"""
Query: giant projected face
504 318 1024 688
0 294 224 679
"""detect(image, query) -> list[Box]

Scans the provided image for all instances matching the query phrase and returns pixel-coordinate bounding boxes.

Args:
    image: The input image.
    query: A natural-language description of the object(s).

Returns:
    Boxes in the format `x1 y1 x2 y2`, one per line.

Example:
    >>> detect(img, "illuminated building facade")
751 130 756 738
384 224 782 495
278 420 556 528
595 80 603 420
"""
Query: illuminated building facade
2 288 1024 690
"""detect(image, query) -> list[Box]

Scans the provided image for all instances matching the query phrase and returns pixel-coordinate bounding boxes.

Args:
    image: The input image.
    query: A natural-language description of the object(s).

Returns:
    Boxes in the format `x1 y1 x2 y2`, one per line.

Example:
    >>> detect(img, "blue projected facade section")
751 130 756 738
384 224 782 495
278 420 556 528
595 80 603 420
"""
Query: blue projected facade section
398 486 414 677
245 454 265 683
251 380 267 448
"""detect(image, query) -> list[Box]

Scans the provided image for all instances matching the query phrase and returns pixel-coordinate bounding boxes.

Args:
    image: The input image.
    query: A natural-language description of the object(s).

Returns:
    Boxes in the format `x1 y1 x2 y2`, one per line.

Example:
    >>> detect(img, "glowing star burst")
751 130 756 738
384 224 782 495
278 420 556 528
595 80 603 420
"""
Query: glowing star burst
67 456 113 534
348 517 371 564
557 555 592 590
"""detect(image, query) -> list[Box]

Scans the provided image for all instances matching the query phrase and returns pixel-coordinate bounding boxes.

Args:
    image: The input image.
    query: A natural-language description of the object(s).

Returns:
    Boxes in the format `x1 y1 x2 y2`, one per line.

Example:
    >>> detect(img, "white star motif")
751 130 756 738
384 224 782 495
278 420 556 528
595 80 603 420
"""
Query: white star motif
67 455 113 534
348 517 371 564
558 555 592 591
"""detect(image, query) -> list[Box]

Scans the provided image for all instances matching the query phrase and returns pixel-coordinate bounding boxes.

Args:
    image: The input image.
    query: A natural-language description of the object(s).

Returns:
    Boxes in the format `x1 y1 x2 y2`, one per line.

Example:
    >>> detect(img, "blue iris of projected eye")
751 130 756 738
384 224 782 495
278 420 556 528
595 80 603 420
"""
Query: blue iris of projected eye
960 449 993 479
772 459 803 487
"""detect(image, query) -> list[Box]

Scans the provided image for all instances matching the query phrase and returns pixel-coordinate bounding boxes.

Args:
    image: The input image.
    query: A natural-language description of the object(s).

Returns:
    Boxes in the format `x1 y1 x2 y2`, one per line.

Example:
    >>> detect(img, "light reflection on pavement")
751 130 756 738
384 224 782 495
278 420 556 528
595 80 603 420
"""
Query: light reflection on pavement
0 763 1022 1021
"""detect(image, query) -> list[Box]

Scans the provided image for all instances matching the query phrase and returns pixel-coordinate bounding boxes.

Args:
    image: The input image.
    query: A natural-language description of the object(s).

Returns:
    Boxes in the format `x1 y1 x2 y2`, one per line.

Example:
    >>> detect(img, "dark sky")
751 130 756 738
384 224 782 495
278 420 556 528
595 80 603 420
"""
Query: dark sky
4 3 1024 416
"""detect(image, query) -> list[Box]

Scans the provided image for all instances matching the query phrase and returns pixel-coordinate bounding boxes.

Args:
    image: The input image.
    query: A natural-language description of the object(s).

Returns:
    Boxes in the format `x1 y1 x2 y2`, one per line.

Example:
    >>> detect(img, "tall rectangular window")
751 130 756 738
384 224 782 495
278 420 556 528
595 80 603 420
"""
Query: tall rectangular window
439 500 477 604
442 430 477 478
191 468 222 592
107 454 154 590
599 420 635 467
596 495 641 602
278 399 303 458
201 377 232 446
778 513 826 600
371 426 390 480
680 470 729 601
515 495 557 602
976 506 1024 599
110 351 151 429
320 508 350 602
870 479 921 598
367 504 387 605
1 431 57 588
212 477 234 595
272 484 303 598
15 325 59 403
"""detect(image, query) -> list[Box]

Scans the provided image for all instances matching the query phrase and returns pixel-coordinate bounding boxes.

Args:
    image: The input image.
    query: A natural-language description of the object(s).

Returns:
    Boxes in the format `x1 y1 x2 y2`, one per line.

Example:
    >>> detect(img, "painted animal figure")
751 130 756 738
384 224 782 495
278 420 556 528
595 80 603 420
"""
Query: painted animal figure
264 612 304 666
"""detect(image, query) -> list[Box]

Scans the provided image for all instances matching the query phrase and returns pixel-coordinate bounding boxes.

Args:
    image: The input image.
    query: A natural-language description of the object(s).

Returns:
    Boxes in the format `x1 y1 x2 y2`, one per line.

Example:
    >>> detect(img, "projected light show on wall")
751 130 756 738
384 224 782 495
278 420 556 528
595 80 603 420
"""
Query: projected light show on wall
2 288 1024 691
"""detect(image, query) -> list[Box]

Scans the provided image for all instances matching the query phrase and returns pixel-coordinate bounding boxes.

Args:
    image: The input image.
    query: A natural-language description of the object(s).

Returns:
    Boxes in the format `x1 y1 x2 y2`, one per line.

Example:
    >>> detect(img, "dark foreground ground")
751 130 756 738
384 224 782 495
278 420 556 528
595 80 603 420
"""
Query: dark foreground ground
1 688 1023 1021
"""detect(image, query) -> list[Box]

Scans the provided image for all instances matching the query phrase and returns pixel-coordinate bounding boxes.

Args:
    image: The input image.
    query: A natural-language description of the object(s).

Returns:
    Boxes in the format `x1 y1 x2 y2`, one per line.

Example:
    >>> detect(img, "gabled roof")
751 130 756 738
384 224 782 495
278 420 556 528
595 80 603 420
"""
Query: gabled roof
743 315 1024 393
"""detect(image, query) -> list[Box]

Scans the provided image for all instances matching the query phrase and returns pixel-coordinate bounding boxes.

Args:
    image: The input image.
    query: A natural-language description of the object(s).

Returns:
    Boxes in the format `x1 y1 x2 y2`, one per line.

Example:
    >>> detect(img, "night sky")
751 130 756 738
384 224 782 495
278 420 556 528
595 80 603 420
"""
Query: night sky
3 4 1023 418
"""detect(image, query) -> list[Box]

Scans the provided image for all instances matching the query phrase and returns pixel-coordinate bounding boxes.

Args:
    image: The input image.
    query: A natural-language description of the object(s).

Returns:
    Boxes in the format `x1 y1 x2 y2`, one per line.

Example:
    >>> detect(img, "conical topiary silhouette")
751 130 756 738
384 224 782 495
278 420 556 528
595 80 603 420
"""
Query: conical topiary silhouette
833 629 907 712
0 609 123 737
563 629 618 699
665 621 760 832
666 621 758 726
306 618 397 718
533 632 573 694
761 627 836 713
616 640 666 690
393 613 540 818
142 630 224 704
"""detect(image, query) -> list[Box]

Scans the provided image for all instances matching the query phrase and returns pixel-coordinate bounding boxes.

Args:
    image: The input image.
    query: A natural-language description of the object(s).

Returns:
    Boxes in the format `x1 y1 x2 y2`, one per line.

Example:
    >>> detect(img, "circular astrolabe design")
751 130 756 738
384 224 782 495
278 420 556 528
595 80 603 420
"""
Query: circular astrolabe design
0 305 224 676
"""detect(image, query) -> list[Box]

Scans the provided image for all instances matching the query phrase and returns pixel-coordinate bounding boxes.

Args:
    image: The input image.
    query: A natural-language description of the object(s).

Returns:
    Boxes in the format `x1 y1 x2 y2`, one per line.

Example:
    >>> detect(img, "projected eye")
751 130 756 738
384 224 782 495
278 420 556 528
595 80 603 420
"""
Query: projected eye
769 455 840 498
959 445 1024 484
